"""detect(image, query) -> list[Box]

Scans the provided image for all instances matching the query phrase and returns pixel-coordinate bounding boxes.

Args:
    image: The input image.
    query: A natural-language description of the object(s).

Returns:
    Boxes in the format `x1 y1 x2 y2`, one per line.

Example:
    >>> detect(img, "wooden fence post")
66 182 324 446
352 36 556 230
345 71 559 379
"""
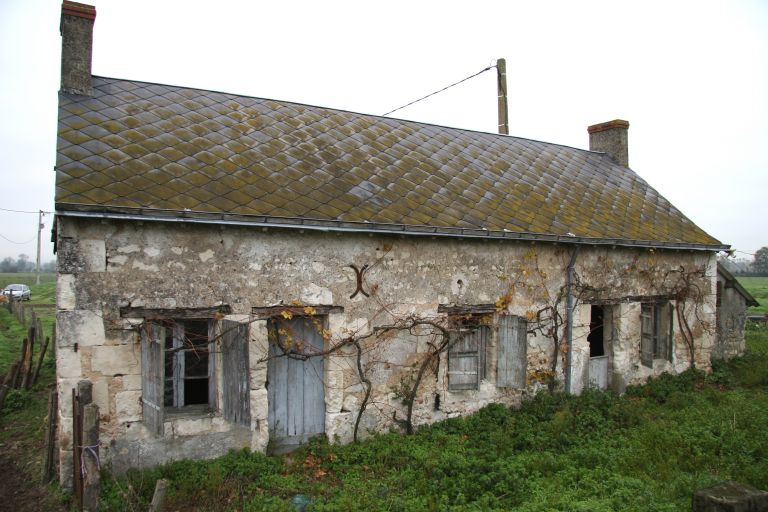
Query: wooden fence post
0 361 21 411
32 336 50 387
21 326 36 390
73 380 92 510
36 315 44 346
42 388 59 484
149 479 168 512
82 403 100 512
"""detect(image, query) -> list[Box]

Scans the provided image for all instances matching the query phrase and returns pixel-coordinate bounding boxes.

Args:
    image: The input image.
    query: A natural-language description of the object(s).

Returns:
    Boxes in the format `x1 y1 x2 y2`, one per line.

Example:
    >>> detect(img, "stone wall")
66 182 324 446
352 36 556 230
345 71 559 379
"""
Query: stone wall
714 273 749 359
55 216 717 482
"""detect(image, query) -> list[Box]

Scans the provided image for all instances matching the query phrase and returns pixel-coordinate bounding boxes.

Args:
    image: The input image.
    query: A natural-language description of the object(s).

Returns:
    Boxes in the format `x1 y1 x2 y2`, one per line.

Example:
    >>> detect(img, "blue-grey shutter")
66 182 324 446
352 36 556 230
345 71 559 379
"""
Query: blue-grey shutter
141 323 164 436
221 319 251 426
640 304 654 368
497 315 527 388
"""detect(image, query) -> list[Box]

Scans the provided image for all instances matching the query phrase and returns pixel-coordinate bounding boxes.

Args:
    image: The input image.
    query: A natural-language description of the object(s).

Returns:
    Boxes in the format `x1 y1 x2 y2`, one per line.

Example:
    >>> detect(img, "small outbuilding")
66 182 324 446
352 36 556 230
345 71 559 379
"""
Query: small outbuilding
714 262 759 359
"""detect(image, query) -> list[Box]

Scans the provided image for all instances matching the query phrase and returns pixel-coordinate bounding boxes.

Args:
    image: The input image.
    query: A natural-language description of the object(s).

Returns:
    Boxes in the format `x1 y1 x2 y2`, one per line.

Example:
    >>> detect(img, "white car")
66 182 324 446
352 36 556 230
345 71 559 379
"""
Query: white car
2 284 31 301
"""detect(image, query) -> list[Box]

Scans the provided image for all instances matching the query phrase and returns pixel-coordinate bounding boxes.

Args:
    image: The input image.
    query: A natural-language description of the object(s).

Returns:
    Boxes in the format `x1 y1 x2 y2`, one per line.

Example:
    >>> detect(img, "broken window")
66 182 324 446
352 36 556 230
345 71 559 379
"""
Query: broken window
163 320 213 408
140 315 250 435
640 302 673 368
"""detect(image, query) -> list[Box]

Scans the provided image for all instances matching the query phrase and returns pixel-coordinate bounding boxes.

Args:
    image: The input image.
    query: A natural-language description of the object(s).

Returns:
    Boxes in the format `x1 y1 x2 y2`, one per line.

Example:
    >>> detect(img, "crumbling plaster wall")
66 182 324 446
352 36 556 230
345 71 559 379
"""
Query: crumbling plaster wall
56 217 716 479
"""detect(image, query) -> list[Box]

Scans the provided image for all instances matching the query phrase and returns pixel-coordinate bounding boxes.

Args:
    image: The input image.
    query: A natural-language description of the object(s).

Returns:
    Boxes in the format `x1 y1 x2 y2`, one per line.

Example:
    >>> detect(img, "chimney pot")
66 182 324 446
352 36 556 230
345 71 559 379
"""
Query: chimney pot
588 119 629 167
60 1 96 96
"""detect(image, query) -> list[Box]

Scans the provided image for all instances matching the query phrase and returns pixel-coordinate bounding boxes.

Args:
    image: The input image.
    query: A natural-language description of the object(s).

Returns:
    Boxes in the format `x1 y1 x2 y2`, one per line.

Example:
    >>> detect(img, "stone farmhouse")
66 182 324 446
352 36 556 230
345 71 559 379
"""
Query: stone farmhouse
54 1 735 483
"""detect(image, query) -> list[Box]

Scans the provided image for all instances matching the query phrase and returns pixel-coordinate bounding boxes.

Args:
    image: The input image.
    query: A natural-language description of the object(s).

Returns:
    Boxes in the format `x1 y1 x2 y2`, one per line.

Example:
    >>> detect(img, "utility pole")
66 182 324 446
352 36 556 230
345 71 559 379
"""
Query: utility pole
497 58 509 135
36 211 43 285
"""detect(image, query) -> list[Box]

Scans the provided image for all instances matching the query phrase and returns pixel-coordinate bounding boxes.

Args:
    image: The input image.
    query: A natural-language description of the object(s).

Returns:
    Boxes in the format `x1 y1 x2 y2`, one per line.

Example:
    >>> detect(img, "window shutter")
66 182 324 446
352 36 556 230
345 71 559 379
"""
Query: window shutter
141 323 165 436
207 321 217 409
221 319 251 426
658 302 674 362
640 304 654 368
448 330 481 391
497 315 527 388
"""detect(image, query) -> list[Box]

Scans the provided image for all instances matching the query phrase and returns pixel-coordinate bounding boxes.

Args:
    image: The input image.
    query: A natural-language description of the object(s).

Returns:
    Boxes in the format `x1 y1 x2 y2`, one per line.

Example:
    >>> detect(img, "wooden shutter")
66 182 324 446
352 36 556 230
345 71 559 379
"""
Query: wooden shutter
448 326 488 390
141 323 165 436
640 304 654 368
657 302 674 362
207 321 217 409
497 315 527 388
221 319 251 426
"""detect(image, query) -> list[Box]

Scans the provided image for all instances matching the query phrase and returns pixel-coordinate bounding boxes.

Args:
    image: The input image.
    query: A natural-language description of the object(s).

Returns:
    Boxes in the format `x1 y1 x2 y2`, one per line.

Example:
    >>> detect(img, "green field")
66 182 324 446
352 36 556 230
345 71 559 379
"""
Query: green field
736 276 768 315
0 272 55 293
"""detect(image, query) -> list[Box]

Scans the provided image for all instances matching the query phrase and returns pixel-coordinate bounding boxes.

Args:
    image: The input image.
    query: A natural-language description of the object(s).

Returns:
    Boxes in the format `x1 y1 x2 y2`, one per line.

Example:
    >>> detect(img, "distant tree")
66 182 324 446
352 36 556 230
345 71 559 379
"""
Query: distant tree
40 260 56 272
0 254 39 273
754 247 768 275
0 257 15 272
16 254 33 272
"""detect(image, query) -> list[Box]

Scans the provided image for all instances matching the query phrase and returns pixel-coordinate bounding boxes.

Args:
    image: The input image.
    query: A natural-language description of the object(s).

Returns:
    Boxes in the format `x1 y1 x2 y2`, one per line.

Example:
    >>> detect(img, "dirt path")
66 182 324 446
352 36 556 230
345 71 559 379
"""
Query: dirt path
0 451 66 512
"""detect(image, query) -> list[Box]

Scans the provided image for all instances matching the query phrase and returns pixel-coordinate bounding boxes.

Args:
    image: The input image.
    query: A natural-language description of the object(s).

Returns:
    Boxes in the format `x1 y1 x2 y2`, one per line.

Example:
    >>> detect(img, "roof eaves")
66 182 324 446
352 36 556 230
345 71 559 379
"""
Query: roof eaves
717 262 760 307
55 203 730 252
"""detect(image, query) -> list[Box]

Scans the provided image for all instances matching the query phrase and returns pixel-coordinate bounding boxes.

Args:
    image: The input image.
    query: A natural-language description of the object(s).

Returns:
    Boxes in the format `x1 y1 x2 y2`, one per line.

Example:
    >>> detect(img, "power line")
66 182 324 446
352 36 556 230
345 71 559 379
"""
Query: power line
0 233 37 245
382 65 496 117
0 207 53 214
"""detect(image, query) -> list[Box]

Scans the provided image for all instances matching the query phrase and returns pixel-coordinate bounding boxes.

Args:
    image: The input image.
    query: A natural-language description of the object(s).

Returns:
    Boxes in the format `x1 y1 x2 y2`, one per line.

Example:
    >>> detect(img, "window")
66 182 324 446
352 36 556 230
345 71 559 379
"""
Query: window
163 320 213 409
140 316 250 435
640 302 673 367
446 313 527 391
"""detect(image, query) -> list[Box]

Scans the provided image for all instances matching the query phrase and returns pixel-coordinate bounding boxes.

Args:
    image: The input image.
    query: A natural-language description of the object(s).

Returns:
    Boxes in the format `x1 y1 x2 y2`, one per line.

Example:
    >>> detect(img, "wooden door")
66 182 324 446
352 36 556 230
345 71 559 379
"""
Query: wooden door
267 316 325 452
588 356 609 389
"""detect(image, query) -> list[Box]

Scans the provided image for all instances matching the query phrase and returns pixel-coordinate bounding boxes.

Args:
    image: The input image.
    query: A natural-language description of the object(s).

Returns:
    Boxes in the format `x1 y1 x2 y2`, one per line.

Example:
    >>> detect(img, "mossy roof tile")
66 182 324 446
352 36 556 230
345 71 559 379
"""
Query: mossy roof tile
55 78 723 248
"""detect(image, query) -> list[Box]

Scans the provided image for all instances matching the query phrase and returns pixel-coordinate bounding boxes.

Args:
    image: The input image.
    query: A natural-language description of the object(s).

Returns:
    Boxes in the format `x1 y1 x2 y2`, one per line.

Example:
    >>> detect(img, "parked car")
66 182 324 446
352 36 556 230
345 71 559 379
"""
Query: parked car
2 284 31 301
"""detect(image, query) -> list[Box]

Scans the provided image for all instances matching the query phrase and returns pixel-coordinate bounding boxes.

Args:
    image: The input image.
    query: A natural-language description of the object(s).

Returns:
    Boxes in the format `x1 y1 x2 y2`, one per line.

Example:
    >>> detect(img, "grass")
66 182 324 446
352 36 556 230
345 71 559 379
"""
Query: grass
0 279 64 510
0 272 57 289
97 326 768 512
736 276 768 315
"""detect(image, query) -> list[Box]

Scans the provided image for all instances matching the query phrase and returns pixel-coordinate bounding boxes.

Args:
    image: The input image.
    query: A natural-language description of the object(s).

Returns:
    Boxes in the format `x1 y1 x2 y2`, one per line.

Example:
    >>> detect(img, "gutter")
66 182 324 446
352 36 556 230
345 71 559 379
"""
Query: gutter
54 204 730 253
564 246 581 394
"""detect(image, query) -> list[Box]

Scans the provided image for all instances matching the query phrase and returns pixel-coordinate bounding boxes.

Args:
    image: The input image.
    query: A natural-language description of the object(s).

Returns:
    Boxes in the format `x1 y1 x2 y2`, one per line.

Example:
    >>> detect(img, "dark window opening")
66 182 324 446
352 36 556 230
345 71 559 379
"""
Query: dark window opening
163 319 211 408
588 305 605 357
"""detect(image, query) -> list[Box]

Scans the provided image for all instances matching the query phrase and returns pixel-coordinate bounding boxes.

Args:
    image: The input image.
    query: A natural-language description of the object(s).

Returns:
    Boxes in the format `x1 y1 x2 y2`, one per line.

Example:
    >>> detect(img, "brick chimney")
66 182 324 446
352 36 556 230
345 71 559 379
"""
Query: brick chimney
60 1 96 95
587 119 629 167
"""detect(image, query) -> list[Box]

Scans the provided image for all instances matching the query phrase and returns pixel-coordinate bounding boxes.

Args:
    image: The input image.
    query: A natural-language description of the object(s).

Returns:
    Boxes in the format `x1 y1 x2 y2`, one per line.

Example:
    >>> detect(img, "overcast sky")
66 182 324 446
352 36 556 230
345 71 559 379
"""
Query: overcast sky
0 0 766 263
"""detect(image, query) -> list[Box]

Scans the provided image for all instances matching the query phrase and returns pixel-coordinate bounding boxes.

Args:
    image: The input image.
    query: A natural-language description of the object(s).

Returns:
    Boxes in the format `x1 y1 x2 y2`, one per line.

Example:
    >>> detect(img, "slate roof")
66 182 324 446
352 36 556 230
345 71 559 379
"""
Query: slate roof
55 77 726 250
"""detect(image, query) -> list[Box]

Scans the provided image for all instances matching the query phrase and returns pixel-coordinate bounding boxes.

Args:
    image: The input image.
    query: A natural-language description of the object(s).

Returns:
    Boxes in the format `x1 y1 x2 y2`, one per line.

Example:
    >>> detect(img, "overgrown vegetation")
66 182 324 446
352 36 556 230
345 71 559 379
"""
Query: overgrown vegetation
0 277 65 510
99 325 768 512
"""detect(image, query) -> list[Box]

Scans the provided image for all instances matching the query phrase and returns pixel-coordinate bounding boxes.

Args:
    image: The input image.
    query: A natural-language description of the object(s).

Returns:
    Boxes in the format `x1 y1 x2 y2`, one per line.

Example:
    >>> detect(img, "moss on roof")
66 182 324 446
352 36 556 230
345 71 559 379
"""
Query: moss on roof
55 77 723 248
